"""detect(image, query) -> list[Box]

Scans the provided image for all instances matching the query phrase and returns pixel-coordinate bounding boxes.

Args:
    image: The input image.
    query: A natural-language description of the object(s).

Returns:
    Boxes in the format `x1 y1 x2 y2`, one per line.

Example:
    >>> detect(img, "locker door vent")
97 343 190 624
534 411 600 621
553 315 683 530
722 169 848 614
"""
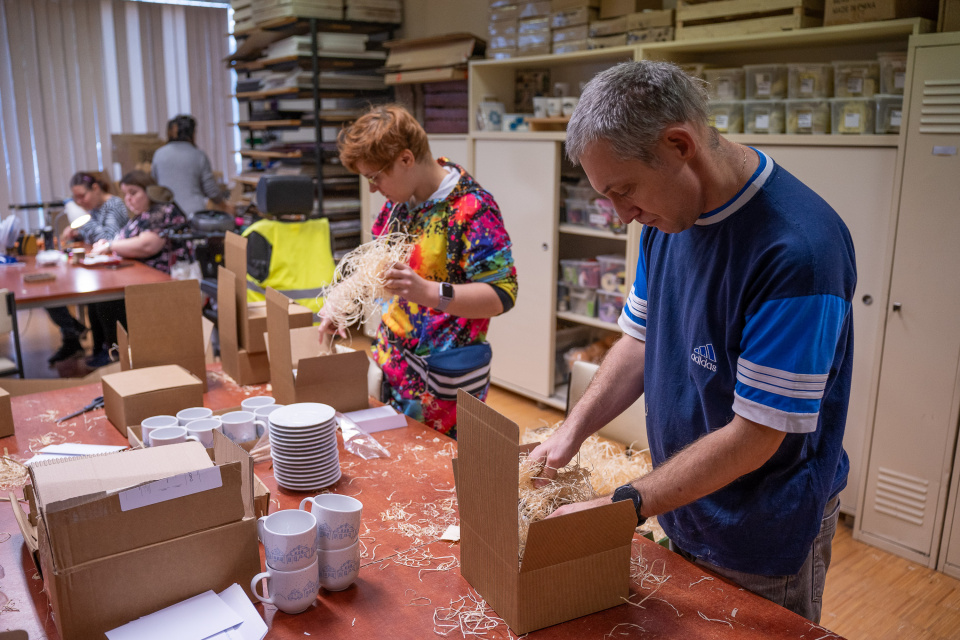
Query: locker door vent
919 80 960 134
873 467 928 526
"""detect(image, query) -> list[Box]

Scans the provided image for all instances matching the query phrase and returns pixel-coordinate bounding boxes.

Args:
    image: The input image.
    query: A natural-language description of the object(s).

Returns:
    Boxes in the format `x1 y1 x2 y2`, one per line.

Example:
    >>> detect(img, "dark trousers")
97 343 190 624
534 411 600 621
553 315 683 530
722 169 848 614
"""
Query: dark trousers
47 306 86 342
89 300 127 355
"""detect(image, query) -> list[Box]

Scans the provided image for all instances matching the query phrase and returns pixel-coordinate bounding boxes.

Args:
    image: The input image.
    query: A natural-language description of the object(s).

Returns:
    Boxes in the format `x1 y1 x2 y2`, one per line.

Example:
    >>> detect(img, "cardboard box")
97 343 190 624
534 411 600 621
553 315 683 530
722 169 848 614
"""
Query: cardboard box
552 5 598 26
551 0 601 10
111 133 164 175
0 388 12 438
554 23 590 41
102 364 204 436
589 15 628 36
824 0 939 25
625 7 673 29
600 0 660 19
453 391 637 635
265 287 369 410
943 0 960 30
11 435 261 640
382 33 483 85
118 279 208 391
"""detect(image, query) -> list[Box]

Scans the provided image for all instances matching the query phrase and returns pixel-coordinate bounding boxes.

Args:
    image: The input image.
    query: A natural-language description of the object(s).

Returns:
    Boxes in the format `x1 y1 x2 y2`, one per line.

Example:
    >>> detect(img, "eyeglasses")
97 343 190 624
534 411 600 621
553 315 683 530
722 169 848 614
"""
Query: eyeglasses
363 162 392 187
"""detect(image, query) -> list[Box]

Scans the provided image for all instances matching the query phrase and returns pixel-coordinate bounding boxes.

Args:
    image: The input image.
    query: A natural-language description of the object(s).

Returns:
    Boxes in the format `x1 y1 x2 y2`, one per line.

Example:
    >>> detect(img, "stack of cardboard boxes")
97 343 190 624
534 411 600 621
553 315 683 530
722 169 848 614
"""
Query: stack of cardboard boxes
551 0 598 54
589 0 670 49
518 1 553 56
232 0 254 32
489 1 520 59
345 0 402 23
251 0 344 25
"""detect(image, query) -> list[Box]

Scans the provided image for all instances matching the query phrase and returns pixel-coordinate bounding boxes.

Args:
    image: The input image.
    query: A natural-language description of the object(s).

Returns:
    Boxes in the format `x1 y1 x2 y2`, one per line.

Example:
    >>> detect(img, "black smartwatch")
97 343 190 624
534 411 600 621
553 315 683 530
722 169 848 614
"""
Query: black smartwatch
612 483 646 527
437 282 454 312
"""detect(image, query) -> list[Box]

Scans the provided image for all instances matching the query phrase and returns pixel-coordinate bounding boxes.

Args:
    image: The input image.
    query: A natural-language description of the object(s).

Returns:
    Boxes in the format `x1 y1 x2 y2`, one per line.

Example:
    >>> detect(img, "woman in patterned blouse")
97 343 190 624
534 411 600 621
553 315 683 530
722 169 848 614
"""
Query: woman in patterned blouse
321 105 518 437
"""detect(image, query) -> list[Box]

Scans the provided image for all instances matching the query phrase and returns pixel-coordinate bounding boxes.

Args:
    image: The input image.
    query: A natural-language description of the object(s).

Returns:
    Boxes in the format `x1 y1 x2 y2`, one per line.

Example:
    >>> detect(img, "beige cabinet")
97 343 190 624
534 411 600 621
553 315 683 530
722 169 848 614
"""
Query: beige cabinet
856 32 960 567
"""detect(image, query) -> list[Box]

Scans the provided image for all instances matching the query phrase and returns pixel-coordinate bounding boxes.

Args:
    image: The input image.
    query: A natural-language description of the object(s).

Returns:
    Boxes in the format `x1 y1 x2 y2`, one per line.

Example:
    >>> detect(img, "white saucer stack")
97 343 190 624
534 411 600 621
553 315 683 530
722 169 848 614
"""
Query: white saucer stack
268 403 341 491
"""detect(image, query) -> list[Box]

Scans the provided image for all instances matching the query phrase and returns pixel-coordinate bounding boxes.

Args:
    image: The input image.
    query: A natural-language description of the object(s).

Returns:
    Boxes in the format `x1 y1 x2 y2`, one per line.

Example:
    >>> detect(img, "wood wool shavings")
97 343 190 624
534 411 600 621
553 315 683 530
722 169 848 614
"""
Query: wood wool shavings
380 497 458 545
319 232 414 331
697 611 733 628
433 591 508 638
604 622 646 638
0 449 29 492
518 454 595 562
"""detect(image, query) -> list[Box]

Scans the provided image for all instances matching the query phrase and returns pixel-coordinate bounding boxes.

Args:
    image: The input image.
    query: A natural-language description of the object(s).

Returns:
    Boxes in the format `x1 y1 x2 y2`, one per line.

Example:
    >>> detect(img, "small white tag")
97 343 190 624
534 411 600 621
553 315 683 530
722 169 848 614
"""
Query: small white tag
847 77 864 94
118 467 223 511
932 146 957 156
440 525 461 542
894 71 905 90
844 111 861 129
890 110 902 127
755 73 771 96
798 111 813 129
755 114 770 130
714 114 729 130
800 77 815 95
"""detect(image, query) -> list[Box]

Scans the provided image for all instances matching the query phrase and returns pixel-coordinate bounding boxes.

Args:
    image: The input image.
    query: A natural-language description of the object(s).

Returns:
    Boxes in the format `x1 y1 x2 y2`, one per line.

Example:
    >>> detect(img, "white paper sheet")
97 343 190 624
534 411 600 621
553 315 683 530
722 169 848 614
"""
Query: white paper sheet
105 590 242 640
344 405 407 433
210 584 268 640
117 466 223 512
26 443 128 466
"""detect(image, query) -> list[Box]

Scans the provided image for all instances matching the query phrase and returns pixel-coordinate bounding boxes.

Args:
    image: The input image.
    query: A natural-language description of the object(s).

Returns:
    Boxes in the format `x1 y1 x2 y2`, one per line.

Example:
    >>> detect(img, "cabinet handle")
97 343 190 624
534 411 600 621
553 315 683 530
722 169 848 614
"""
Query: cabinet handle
892 302 902 312
862 294 873 306
542 242 549 251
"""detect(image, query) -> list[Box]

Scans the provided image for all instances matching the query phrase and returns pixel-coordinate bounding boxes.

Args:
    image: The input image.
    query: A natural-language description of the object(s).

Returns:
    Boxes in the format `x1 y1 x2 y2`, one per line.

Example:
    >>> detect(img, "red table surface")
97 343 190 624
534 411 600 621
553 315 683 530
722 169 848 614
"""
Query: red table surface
0 365 845 639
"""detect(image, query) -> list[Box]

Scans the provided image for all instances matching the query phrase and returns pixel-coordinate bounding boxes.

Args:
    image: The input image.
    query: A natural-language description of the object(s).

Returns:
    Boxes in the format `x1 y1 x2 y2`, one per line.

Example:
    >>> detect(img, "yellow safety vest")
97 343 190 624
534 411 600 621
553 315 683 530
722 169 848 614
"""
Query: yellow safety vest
242 217 335 314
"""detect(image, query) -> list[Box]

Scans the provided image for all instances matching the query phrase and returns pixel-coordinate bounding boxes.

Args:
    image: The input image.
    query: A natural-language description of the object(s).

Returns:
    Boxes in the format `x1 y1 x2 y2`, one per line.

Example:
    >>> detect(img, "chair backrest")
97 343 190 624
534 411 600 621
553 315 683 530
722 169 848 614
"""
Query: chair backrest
0 290 13 334
567 360 648 450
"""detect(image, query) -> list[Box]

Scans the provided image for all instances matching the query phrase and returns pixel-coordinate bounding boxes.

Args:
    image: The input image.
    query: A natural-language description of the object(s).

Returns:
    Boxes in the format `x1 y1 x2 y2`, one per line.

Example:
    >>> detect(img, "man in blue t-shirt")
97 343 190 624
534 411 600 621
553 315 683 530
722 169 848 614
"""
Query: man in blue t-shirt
529 61 855 624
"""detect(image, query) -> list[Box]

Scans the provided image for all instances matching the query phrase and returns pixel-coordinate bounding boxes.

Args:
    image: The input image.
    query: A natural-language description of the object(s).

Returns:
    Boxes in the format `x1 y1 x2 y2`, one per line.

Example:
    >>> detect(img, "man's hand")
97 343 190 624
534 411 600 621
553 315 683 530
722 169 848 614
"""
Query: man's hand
547 495 610 519
527 428 582 487
382 263 431 307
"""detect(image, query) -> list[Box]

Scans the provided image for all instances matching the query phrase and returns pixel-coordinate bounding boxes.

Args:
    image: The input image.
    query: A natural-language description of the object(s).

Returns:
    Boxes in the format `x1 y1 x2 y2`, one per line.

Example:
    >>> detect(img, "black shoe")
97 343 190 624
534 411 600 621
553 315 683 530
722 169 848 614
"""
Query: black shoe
85 350 112 369
48 340 84 365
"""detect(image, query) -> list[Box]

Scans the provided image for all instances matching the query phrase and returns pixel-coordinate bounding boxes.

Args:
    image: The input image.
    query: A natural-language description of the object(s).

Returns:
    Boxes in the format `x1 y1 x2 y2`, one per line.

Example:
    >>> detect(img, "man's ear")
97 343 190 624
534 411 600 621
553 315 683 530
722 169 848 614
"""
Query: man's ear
661 125 698 162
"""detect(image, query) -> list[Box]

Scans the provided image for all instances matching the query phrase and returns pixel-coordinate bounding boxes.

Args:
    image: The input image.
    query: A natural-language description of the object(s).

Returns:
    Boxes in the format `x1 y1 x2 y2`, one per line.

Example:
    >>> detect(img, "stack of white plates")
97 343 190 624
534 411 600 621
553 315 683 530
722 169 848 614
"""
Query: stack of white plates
268 403 341 491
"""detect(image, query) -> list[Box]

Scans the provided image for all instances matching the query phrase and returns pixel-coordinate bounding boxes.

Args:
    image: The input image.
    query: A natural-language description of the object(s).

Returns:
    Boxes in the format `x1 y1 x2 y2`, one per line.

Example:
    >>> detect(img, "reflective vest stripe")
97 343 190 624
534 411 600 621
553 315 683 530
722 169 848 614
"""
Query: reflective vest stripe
246 281 325 299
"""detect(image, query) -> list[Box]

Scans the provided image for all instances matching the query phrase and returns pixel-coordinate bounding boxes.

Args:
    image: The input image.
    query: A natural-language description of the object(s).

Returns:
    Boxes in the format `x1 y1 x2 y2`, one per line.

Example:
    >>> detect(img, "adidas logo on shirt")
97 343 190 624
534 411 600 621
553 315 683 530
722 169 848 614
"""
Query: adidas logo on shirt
691 343 717 372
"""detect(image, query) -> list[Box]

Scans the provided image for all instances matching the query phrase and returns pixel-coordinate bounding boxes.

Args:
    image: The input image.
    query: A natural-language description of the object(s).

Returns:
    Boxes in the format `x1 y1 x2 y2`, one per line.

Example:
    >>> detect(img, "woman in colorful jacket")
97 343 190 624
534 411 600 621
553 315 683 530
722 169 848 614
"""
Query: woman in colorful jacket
322 104 518 437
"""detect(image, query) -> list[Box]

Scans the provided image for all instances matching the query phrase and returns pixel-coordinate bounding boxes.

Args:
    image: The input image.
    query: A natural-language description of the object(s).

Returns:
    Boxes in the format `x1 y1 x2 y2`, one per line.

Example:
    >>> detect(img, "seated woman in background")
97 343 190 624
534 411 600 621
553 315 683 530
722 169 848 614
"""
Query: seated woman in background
85 171 188 368
48 172 130 365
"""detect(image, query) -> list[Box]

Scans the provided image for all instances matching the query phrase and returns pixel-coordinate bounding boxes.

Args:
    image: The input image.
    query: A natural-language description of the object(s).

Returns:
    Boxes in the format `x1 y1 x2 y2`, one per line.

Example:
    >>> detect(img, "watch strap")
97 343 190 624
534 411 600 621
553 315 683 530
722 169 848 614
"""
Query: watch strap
437 282 453 312
612 483 646 528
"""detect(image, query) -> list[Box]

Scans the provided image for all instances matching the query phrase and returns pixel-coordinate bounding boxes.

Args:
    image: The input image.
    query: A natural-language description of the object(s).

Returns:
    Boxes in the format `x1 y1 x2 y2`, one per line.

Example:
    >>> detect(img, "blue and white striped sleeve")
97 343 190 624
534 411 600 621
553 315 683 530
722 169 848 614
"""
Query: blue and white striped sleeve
618 228 648 341
733 294 850 433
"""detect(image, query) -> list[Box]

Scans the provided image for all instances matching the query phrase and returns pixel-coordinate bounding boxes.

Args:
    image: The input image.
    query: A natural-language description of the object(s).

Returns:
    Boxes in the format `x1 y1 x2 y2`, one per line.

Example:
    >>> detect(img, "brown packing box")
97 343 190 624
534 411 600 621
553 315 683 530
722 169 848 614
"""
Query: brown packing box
551 5 597 27
102 364 204 436
553 24 590 41
0 388 11 438
127 425 272 519
453 391 637 635
382 33 483 85
265 287 369 410
551 0 601 10
824 0 939 25
111 133 164 175
625 7 673 29
11 437 260 640
600 0 660 19
118 279 208 391
589 15 628 36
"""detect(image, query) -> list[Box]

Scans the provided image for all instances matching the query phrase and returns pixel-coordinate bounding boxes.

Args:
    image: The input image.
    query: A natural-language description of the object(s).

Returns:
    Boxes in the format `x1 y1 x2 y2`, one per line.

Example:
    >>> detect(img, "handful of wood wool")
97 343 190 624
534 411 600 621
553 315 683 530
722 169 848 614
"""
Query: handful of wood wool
517 454 595 561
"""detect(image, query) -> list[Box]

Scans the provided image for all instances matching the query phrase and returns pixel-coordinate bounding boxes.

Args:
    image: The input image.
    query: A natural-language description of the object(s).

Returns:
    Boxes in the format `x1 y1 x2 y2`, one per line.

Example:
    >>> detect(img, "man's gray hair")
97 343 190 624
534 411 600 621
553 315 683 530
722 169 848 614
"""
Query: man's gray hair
566 61 709 166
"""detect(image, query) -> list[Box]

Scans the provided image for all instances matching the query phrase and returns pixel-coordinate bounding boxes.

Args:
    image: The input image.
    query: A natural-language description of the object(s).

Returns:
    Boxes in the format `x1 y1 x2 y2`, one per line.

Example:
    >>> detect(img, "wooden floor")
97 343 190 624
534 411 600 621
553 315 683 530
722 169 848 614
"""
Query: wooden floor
484 385 960 640
4 317 960 639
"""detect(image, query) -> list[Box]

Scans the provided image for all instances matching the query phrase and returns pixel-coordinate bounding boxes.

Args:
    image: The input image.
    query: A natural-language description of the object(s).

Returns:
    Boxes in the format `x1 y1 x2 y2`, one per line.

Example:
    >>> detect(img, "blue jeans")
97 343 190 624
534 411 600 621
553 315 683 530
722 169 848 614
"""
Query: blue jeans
673 495 841 623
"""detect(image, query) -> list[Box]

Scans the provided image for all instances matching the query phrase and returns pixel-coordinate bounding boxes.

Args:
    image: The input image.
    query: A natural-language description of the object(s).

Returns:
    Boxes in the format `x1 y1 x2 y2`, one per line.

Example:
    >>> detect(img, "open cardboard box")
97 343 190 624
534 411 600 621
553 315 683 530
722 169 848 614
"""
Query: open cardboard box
10 432 261 640
118 279 209 391
101 364 205 437
453 391 637 635
265 287 369 410
218 232 314 385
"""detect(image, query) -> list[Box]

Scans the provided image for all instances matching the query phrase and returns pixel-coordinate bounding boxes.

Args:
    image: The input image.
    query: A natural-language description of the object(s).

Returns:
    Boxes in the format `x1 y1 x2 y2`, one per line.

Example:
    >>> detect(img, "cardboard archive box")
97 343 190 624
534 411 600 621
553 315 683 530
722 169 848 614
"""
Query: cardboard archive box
600 0 660 19
11 438 261 640
824 0 939 25
219 232 314 385
453 391 637 635
101 364 205 436
265 287 369 410
118 279 208 391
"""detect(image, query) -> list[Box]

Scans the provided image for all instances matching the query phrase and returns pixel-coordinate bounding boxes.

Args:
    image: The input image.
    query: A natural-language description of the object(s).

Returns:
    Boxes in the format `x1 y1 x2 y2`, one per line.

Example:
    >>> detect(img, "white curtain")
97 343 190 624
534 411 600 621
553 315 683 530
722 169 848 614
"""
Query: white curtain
0 0 234 229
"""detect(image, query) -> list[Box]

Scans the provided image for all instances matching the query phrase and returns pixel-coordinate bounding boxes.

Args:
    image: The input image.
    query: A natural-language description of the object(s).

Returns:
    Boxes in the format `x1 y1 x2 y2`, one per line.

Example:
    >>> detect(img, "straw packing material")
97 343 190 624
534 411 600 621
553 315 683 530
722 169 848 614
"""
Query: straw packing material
518 454 595 561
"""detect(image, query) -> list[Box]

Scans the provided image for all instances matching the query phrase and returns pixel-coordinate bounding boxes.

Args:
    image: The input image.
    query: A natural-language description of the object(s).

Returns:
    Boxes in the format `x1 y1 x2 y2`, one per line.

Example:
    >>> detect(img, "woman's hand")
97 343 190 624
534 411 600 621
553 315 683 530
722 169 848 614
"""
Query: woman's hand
89 239 111 256
59 227 76 247
382 262 433 308
318 312 347 340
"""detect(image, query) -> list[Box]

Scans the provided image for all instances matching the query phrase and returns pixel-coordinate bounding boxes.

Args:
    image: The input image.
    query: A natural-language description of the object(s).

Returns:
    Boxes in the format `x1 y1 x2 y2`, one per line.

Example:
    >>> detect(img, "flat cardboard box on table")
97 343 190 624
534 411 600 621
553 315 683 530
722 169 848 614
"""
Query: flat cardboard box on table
219 232 314 385
118 279 209 391
101 364 205 436
453 391 637 635
265 286 369 411
10 434 261 640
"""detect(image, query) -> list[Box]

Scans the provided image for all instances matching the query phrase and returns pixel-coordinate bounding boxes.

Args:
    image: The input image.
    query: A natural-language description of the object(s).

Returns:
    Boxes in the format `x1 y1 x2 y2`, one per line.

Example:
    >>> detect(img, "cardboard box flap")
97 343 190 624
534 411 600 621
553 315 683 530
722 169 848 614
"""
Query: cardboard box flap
100 365 201 398
383 33 484 71
455 391 521 565
10 491 38 557
30 443 213 511
218 265 241 365
225 232 251 348
520 499 636 572
212 429 255 519
295 347 369 412
289 325 324 370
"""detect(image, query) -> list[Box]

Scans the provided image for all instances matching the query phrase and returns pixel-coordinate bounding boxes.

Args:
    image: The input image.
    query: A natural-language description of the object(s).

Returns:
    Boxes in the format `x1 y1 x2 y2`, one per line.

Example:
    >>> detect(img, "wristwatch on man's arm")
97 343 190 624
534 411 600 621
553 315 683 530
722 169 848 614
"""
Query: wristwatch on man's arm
437 282 454 312
612 482 647 527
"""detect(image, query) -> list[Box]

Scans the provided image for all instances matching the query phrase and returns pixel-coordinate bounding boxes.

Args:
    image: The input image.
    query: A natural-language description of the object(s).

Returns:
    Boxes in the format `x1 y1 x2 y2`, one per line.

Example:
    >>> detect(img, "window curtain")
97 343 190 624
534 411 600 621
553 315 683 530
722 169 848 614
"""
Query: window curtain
0 0 234 229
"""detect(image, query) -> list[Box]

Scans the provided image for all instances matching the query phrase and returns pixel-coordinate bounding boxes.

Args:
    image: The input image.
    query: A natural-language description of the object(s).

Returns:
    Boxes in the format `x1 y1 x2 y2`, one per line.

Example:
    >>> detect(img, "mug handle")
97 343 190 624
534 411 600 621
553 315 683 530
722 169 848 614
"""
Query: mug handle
250 572 275 604
254 419 268 438
257 516 267 541
299 497 314 512
185 435 201 443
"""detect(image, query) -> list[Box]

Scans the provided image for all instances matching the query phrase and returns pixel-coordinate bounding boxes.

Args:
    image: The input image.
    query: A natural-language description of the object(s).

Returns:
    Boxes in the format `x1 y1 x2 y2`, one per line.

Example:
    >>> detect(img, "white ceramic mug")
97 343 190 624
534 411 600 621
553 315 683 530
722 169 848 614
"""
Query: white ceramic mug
242 396 275 412
149 426 190 447
220 410 265 444
318 540 360 592
176 406 213 426
561 96 579 117
184 418 223 448
258 509 318 571
141 415 178 446
546 97 563 117
532 96 549 118
254 404 283 423
250 556 319 614
299 494 362 551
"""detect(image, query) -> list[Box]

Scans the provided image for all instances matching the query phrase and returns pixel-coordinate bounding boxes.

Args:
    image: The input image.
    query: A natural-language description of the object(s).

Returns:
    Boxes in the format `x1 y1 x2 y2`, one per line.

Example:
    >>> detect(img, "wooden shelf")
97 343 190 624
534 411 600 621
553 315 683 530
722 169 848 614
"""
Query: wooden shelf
237 120 302 129
556 311 621 333
469 130 898 147
559 224 627 241
236 87 304 100
239 149 303 160
471 131 567 141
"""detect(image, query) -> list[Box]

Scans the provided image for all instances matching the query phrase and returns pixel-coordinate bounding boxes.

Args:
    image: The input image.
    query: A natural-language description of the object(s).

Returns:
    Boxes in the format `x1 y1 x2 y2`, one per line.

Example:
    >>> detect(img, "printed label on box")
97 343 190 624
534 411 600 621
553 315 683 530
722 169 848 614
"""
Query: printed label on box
118 467 224 511
798 111 813 129
801 77 815 95
891 110 902 127
755 114 770 130
715 114 729 130
894 72 905 90
755 73 771 96
847 77 863 94
844 111 861 129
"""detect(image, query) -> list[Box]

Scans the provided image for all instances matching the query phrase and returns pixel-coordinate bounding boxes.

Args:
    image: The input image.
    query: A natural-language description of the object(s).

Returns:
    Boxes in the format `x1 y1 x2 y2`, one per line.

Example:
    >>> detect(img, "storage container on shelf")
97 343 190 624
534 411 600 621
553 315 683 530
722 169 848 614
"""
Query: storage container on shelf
878 51 908 95
744 64 788 100
592 198 626 234
563 184 598 201
564 198 591 225
597 290 625 324
704 68 745 101
787 63 834 99
596 254 627 293
831 97 876 134
785 99 831 135
556 282 571 313
568 285 598 318
559 258 601 288
833 60 880 97
679 63 710 80
744 100 786 134
874 95 904 134
708 101 744 134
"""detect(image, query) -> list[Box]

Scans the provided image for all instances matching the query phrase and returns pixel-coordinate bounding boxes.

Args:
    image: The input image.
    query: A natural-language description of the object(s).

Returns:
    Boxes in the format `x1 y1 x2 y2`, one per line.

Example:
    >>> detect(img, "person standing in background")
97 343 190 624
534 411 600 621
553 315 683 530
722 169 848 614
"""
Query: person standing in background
151 114 235 218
